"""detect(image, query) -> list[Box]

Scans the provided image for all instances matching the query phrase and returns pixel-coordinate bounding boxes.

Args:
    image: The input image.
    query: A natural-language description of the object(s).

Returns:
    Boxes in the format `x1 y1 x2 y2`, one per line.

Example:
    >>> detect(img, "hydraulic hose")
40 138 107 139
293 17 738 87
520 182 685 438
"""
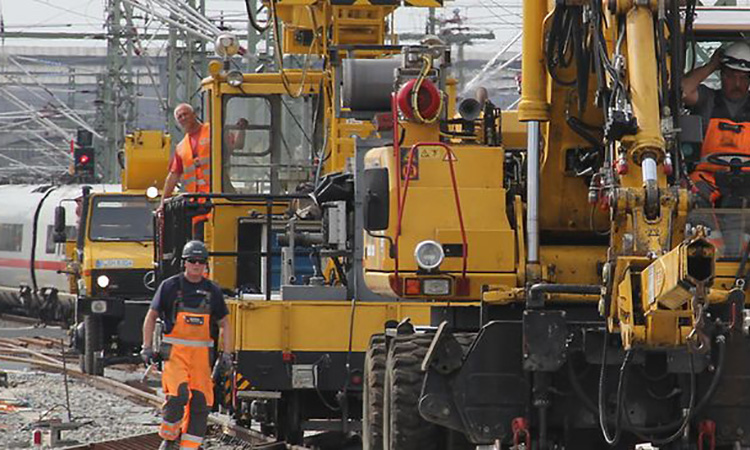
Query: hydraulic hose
598 330 632 446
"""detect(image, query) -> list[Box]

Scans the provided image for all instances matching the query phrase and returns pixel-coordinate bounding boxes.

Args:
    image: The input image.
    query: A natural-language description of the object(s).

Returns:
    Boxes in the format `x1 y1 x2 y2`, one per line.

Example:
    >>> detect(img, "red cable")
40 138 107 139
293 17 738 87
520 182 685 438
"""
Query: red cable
392 94 401 283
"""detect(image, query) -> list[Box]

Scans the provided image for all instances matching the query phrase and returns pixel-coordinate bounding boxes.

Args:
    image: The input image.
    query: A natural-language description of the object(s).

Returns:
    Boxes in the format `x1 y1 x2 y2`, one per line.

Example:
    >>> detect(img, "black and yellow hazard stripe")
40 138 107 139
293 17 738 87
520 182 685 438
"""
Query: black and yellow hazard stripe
225 372 251 407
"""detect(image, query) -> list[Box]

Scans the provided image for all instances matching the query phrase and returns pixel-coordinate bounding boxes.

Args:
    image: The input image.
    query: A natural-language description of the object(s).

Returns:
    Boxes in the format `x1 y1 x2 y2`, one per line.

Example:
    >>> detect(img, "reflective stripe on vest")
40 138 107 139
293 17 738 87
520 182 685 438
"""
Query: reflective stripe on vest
176 122 211 194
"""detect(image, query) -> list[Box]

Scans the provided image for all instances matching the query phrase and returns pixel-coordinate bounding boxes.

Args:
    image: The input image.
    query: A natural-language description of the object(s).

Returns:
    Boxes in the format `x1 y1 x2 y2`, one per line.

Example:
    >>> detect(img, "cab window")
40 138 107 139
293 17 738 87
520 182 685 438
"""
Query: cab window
89 196 154 241
223 96 273 193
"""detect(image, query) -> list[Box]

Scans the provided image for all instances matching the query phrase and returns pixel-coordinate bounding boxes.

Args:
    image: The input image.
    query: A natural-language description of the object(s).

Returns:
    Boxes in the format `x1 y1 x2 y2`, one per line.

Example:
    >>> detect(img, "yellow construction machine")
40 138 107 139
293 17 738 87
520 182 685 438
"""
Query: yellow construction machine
357 1 750 449
152 0 486 444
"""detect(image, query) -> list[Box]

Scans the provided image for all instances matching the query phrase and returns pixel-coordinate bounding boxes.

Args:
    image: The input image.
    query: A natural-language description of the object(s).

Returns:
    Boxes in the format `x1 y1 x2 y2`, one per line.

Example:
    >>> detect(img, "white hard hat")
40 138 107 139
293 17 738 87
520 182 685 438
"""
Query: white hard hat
722 42 750 72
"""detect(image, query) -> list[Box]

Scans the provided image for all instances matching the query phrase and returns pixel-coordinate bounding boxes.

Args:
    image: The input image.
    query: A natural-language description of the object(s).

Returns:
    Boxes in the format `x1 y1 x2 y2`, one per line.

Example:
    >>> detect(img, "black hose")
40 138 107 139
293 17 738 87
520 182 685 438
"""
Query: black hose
545 4 582 87
626 335 727 437
244 0 270 33
598 330 632 446
568 336 727 443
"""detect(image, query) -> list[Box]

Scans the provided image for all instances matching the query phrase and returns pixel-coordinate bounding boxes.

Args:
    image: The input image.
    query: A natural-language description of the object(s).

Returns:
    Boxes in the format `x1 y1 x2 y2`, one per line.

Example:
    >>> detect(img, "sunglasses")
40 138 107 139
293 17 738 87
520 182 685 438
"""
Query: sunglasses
186 258 207 265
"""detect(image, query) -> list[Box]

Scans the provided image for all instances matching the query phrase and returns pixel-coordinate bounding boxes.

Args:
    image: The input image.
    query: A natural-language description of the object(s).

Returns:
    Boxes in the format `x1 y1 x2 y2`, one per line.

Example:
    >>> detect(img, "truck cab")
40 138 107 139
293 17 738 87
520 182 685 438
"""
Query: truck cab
56 130 170 374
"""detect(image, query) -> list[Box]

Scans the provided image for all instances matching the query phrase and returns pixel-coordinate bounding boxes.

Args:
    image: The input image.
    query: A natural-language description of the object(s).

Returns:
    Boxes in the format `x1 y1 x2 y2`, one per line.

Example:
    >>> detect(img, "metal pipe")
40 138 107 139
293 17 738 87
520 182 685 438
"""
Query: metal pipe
527 121 540 264
528 283 602 308
642 157 657 184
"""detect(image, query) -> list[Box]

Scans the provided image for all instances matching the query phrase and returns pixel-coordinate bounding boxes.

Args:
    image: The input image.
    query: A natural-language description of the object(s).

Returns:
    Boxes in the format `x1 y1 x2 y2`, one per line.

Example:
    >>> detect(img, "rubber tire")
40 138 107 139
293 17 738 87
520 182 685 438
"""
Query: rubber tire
363 334 386 450
383 333 442 450
83 315 104 376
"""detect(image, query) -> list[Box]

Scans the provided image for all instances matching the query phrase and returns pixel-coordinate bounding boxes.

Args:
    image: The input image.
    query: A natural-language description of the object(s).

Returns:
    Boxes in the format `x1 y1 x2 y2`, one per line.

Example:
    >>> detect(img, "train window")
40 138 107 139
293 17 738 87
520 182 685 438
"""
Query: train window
45 225 76 254
0 223 23 252
89 196 154 241
222 95 274 193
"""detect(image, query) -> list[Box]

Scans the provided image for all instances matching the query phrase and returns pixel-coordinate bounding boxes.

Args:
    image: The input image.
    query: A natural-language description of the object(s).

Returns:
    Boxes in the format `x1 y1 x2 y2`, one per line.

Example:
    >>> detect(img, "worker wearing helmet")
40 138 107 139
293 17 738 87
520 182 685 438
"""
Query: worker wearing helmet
140 240 232 450
682 41 750 205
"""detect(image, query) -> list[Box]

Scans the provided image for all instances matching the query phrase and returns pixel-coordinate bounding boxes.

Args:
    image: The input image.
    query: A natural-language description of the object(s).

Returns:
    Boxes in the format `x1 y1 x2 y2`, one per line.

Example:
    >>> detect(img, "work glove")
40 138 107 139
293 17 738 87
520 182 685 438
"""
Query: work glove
212 352 233 380
219 352 233 371
140 346 156 366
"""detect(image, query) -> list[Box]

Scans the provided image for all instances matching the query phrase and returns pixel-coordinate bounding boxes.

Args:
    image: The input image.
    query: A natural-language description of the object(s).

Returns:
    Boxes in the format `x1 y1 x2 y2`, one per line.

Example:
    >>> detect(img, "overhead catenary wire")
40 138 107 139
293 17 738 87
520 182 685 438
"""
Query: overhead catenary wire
462 30 522 95
7 55 101 138
119 0 216 42
0 88 71 143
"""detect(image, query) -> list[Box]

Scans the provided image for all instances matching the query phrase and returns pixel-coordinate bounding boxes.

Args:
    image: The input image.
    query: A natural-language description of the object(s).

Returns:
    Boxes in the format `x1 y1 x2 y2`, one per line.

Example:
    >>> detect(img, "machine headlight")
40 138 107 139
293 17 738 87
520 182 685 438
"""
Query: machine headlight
226 70 244 87
214 33 240 58
146 186 159 199
414 240 444 271
96 275 110 289
423 278 451 296
91 300 107 314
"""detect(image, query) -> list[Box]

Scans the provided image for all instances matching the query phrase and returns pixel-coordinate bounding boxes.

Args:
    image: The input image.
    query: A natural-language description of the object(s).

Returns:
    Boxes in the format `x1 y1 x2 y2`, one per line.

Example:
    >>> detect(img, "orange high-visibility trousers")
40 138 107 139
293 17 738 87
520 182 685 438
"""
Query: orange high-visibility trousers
158 300 214 448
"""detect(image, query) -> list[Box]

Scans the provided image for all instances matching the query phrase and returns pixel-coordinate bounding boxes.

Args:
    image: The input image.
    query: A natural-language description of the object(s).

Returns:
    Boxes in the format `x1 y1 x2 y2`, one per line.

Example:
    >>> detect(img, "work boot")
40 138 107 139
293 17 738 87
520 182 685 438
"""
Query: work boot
158 439 179 450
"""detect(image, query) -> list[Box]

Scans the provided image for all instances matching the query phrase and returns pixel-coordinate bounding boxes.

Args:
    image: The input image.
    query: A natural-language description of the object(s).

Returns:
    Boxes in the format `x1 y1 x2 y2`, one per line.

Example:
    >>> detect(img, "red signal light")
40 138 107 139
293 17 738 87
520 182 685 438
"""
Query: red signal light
79 155 90 164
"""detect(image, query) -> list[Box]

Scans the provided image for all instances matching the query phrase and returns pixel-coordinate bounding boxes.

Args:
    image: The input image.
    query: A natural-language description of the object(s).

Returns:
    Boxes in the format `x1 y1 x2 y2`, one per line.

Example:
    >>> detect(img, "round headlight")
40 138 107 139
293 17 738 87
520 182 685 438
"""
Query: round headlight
226 70 244 87
414 240 444 271
97 275 110 289
214 33 239 58
146 186 159 199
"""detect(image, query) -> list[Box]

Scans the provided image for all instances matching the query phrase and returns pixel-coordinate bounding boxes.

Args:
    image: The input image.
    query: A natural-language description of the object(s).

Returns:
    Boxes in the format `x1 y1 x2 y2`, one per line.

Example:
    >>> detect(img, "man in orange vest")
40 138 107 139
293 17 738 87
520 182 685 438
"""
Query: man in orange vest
160 103 211 208
141 240 232 450
683 42 750 206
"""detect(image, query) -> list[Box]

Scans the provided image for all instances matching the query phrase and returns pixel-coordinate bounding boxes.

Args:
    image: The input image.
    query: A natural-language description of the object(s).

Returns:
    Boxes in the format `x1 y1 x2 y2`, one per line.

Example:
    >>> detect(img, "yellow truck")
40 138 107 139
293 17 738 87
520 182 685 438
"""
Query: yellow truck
55 130 170 375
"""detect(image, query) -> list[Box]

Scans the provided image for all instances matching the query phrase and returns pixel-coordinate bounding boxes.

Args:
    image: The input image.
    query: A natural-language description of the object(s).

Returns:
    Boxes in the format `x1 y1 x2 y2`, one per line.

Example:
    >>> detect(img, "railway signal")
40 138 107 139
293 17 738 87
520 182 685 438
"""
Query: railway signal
73 129 95 177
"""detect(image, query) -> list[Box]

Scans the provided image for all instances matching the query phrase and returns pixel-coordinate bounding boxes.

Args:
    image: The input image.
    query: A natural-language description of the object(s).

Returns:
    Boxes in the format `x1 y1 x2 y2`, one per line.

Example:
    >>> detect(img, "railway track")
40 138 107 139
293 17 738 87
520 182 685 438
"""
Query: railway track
0 315 305 449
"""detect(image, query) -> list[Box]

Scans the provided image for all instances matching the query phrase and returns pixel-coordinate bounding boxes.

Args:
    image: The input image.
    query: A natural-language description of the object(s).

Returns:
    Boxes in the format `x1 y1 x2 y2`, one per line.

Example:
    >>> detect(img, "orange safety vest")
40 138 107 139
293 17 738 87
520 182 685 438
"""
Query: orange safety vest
176 123 211 194
690 95 750 202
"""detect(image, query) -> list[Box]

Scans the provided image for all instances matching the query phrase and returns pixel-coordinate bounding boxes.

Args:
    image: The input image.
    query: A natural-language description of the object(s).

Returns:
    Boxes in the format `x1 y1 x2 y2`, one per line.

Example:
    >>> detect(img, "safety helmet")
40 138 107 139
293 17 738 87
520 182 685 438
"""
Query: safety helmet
722 42 750 72
181 240 209 260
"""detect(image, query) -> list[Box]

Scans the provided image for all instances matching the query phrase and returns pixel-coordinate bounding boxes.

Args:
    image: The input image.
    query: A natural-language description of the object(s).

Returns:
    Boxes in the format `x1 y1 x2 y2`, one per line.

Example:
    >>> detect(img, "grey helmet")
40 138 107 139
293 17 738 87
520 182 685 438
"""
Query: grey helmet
181 240 209 260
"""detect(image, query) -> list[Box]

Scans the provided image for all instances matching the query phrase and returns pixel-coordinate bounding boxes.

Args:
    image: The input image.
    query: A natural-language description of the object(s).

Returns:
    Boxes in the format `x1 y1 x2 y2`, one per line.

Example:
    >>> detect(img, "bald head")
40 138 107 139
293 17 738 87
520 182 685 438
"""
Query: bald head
174 103 201 134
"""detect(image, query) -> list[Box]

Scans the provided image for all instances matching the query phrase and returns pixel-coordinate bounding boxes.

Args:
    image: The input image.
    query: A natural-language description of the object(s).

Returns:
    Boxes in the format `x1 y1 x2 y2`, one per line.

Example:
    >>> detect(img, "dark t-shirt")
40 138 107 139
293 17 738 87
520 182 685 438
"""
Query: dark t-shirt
692 85 750 130
150 273 229 334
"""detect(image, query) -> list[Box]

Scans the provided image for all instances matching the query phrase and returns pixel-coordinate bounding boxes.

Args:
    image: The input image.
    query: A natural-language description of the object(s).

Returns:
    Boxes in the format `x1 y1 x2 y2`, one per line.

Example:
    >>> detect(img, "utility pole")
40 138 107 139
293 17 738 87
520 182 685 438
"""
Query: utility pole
166 0 209 148
100 0 137 182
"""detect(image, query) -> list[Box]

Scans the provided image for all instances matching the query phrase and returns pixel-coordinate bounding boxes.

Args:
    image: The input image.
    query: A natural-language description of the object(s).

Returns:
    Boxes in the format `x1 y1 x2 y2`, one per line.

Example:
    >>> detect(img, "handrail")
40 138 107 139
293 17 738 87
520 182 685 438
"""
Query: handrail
394 141 468 285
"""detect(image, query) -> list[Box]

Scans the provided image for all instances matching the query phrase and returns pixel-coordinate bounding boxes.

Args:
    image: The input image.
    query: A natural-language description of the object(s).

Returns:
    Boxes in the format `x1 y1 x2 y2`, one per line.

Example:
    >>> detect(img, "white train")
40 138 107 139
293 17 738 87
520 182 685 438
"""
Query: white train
0 184 119 322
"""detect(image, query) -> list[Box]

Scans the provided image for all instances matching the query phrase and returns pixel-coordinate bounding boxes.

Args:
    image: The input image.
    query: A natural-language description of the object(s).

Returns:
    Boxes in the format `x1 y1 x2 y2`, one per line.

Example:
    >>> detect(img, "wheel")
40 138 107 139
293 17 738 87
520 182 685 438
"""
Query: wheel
83 315 104 375
383 333 443 450
363 334 386 450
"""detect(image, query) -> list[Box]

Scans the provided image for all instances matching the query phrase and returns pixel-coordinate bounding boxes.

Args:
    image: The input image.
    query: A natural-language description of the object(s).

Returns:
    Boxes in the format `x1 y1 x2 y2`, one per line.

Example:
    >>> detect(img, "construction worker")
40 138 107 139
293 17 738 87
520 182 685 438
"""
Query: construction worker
682 41 750 205
161 103 211 209
141 240 232 450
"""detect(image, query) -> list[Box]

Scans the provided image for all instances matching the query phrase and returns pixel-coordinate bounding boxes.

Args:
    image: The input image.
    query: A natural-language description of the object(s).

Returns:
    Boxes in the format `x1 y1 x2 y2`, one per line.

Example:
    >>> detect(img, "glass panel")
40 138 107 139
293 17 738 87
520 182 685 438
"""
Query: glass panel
46 224 76 254
223 96 272 193
279 96 316 189
89 196 155 241
0 223 23 252
222 95 315 194
689 208 750 260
